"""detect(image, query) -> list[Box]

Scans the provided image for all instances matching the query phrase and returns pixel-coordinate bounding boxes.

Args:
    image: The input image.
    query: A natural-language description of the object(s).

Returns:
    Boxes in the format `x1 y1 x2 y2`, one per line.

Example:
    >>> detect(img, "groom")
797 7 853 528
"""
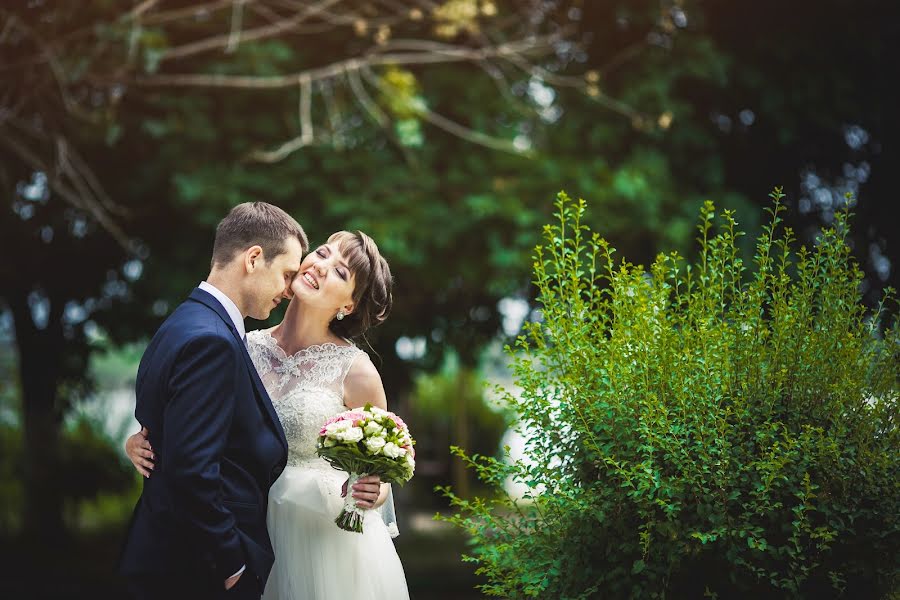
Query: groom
118 202 307 599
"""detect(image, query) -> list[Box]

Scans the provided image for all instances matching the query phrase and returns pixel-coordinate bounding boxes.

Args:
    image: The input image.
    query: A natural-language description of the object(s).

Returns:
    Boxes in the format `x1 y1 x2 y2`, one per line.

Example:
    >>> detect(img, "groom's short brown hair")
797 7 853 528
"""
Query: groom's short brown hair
211 202 308 268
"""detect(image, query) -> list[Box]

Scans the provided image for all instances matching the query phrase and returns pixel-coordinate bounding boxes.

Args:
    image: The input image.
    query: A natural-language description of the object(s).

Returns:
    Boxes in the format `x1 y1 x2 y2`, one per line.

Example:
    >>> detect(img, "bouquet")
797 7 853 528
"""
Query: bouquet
317 404 416 533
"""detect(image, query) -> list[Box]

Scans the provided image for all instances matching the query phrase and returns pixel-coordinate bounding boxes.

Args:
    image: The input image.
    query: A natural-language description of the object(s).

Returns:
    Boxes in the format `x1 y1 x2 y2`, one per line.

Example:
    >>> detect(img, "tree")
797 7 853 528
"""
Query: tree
2 0 678 538
6 0 893 546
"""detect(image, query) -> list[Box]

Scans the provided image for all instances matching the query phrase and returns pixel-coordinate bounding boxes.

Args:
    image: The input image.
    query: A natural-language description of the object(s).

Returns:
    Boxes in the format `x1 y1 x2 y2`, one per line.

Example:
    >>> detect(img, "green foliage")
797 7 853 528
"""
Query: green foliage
411 358 511 497
59 416 136 507
413 358 511 458
439 191 899 598
0 415 136 534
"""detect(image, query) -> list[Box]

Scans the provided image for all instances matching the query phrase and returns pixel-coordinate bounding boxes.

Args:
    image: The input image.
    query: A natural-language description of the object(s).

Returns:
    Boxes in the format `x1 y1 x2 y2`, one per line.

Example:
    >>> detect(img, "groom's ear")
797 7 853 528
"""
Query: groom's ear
244 245 264 272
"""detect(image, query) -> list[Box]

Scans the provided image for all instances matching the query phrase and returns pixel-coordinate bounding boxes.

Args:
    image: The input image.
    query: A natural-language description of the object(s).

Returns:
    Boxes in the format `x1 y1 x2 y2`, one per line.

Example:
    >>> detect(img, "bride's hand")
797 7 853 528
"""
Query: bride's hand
126 427 155 478
342 475 383 510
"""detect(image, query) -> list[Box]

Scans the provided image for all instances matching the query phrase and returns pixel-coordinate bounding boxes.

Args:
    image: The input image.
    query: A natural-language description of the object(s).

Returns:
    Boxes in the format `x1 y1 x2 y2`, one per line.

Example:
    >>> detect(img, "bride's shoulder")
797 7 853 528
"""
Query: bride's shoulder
246 327 276 347
343 352 387 410
247 327 273 338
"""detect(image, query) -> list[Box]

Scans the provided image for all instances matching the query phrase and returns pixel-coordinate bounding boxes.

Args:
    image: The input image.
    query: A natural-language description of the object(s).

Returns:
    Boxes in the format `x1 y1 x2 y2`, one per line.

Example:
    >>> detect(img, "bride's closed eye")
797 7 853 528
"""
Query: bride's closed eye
315 247 348 280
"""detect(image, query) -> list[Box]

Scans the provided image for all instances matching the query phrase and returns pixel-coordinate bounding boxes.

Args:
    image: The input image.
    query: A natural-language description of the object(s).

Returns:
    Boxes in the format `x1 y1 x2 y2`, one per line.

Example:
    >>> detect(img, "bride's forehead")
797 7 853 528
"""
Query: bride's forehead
312 242 346 258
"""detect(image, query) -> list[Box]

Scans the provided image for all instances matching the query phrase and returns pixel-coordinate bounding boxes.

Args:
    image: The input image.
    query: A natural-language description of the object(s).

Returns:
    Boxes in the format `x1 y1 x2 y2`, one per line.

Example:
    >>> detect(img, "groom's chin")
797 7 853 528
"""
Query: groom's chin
259 304 279 320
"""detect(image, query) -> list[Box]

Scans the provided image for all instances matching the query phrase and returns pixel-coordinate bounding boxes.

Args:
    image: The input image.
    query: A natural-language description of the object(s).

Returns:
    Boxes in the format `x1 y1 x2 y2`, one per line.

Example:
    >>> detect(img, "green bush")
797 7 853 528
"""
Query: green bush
439 191 899 599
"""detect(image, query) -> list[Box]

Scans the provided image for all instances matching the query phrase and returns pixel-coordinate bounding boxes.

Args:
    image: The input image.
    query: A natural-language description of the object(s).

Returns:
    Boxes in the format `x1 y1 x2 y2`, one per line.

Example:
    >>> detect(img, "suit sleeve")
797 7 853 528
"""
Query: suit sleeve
162 332 244 581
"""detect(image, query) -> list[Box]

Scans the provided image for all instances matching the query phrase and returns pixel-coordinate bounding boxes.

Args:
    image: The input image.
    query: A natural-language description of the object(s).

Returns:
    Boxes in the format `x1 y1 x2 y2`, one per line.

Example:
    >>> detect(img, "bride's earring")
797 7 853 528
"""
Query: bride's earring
336 309 345 321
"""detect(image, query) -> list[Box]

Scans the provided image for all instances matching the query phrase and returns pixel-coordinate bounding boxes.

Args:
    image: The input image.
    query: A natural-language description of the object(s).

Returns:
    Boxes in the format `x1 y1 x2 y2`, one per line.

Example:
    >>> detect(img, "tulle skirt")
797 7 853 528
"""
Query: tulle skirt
261 461 409 600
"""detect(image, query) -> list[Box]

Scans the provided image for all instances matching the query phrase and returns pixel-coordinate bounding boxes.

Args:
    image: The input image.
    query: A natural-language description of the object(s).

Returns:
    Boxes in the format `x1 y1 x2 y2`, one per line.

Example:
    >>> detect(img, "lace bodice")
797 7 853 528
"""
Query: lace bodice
247 329 364 467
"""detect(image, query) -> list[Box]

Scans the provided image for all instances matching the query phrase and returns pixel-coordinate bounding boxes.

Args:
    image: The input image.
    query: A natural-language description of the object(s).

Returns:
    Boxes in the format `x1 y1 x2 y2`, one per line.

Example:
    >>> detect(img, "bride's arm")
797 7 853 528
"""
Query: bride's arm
343 355 391 509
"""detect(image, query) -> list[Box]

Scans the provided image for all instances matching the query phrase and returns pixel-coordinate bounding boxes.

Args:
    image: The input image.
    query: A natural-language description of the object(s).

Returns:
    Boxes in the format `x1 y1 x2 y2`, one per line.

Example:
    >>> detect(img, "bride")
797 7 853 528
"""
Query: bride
126 230 409 600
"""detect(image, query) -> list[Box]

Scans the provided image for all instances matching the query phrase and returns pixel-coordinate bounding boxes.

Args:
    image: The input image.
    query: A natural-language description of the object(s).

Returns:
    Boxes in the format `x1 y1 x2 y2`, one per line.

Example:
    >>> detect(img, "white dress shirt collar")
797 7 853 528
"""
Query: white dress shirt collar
198 281 246 340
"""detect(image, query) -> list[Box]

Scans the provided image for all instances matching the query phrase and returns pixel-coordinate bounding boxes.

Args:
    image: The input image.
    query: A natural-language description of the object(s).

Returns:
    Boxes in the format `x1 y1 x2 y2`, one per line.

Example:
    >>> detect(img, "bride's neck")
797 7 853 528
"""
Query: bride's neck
272 299 337 353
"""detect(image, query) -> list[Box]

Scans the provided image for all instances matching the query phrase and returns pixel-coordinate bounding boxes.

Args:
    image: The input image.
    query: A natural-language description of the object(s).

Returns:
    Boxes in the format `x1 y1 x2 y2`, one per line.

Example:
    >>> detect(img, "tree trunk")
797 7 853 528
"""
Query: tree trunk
9 290 66 542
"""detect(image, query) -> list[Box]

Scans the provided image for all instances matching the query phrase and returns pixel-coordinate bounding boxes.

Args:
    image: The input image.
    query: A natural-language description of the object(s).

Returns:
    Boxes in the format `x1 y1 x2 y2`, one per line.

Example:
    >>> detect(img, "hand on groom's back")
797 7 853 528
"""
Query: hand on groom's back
126 427 154 477
224 570 242 590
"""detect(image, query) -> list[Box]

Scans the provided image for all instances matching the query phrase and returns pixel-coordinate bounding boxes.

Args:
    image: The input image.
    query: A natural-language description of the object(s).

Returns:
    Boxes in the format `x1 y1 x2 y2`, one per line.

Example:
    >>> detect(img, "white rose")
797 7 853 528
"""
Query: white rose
381 442 404 459
339 426 364 443
327 420 350 434
364 422 385 436
364 436 386 453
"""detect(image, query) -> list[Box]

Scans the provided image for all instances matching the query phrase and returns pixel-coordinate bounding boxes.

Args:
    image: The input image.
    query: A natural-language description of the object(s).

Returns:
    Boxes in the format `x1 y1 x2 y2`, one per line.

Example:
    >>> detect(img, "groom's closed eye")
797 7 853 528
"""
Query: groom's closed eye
284 271 298 292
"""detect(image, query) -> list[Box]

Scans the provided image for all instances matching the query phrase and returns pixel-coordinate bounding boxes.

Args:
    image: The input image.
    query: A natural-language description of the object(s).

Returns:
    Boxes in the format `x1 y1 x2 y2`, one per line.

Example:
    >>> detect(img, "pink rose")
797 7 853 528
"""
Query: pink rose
319 412 366 436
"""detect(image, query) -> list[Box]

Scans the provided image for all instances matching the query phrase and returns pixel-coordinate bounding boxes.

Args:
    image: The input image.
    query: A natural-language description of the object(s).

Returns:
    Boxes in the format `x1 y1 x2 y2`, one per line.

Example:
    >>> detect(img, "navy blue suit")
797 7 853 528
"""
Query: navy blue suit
118 288 288 599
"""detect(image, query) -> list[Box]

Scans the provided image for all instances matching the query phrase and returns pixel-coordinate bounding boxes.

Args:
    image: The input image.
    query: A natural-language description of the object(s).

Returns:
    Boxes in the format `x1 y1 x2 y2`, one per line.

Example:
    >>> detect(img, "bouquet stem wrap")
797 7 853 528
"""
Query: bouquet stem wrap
336 471 368 533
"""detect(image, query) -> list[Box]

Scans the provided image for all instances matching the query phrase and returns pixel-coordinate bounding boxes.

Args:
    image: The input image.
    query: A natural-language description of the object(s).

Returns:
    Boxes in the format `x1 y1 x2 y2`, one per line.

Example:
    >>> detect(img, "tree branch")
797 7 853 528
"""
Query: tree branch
225 0 246 53
0 124 131 249
137 0 245 26
244 133 313 163
155 0 342 63
361 66 526 156
347 62 388 127
126 34 559 89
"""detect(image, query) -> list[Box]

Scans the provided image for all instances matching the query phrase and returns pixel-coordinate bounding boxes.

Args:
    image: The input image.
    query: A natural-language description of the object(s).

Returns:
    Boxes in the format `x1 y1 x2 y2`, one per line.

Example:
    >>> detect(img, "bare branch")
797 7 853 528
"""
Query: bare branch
245 133 313 163
138 0 242 26
347 63 388 127
361 66 525 156
248 2 289 25
126 34 560 89
60 139 131 217
124 0 160 21
0 126 131 249
248 71 314 161
3 14 78 116
320 78 345 147
418 104 523 155
225 0 246 53
597 41 648 79
156 0 342 63
503 53 643 121
298 73 314 145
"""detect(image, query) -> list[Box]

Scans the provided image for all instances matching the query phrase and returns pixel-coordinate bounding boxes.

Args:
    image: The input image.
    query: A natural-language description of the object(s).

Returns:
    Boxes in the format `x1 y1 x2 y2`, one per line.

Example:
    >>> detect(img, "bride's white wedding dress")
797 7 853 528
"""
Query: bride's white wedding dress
247 329 410 600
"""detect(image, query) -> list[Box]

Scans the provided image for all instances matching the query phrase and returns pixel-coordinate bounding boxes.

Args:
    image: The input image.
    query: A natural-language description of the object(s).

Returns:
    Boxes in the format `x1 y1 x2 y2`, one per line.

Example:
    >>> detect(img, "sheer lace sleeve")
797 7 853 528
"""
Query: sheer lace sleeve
377 486 399 538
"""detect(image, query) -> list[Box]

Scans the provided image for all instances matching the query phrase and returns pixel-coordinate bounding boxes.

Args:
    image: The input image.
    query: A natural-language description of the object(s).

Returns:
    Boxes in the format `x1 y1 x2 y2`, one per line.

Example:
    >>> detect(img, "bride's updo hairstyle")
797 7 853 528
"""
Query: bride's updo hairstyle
327 230 393 339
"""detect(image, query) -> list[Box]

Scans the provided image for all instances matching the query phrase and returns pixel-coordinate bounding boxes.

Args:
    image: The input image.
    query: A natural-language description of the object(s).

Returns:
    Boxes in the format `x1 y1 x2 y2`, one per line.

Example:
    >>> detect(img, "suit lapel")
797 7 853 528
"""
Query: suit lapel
187 288 288 456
